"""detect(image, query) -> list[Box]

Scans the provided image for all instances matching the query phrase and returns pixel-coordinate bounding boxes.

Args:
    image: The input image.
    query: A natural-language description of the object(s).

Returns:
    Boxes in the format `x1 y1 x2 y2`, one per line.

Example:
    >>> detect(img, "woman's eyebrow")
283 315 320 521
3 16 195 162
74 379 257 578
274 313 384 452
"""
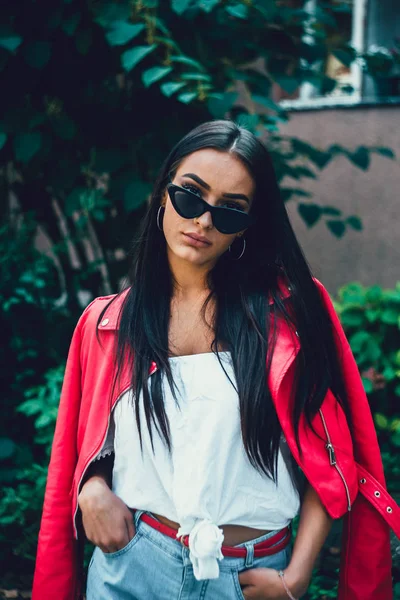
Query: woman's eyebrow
182 172 250 204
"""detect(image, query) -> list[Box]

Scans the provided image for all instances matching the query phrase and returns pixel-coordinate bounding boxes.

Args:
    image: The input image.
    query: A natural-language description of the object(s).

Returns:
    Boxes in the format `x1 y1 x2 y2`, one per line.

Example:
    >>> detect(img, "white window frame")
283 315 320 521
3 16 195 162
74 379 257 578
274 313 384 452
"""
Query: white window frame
279 0 367 109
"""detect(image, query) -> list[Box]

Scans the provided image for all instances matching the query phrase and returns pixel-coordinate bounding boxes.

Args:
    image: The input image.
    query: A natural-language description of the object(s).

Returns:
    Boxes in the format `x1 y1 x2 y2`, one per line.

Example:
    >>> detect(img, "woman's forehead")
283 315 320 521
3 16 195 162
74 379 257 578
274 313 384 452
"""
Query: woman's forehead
175 149 255 196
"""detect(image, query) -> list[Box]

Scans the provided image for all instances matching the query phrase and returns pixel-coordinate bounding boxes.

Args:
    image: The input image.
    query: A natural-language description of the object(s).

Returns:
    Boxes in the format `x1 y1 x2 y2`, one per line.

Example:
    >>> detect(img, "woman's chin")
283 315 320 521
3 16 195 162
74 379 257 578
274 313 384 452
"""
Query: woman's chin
169 245 217 266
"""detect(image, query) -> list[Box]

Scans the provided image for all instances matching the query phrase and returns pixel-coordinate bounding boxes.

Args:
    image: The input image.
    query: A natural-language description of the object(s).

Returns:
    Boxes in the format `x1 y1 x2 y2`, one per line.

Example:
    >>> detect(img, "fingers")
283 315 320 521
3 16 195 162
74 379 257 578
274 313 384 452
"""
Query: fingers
238 569 254 585
125 513 136 540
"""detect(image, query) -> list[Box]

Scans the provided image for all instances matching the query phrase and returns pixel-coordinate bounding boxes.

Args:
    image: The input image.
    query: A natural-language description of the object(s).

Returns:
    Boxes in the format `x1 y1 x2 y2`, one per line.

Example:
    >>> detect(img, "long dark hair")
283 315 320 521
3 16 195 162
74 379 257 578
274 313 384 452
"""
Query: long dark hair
97 119 354 483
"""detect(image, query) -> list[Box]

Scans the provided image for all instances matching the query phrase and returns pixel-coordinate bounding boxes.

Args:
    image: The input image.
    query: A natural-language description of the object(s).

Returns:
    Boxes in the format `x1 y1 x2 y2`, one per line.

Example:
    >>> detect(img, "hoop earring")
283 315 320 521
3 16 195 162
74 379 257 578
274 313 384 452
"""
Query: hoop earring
229 237 246 260
157 206 164 231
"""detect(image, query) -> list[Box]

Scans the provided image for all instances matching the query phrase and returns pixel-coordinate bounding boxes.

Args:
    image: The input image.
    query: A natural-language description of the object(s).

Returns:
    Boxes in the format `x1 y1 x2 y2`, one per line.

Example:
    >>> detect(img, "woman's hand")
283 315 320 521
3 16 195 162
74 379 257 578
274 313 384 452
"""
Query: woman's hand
238 567 309 599
78 476 136 553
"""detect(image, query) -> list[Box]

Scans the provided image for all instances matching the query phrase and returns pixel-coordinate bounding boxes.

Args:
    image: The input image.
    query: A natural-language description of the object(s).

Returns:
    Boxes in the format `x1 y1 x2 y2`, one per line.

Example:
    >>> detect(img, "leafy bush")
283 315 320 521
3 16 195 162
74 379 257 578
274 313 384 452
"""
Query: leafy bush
0 217 75 587
333 281 400 492
333 281 400 594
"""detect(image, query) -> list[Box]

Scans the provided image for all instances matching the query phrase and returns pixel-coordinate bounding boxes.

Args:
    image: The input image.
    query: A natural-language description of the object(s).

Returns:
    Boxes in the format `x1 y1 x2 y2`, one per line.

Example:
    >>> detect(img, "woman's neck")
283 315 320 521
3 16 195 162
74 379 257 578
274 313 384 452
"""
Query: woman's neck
168 254 212 301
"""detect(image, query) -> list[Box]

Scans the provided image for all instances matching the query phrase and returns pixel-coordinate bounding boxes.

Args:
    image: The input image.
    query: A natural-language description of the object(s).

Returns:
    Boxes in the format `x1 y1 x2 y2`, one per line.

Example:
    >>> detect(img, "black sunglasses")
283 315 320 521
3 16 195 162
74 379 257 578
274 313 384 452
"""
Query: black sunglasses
166 183 254 235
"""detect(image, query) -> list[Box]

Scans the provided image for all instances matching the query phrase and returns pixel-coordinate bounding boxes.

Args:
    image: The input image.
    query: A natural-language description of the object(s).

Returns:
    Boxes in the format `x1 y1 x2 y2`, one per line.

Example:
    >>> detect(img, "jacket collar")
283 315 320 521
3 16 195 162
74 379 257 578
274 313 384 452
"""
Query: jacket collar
98 275 292 332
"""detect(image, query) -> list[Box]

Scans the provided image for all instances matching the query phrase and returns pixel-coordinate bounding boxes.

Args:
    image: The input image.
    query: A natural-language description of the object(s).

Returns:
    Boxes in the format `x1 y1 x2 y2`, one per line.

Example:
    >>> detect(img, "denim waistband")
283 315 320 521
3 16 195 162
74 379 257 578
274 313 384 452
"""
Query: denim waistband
132 509 290 571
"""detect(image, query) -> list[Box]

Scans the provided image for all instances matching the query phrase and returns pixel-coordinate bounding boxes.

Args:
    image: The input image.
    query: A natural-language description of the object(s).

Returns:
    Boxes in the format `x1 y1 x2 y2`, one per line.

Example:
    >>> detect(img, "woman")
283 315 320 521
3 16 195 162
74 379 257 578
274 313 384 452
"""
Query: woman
32 120 398 600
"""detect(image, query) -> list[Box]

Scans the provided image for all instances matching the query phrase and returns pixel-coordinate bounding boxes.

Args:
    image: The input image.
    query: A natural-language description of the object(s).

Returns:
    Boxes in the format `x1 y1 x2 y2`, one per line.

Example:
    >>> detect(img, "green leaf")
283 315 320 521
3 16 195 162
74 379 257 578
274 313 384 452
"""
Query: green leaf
0 132 7 150
291 138 331 169
172 0 191 15
180 72 211 82
29 113 46 128
362 377 373 394
381 308 399 325
177 92 197 104
121 44 157 71
321 75 337 94
346 216 362 231
197 0 219 12
51 115 77 140
365 309 380 323
370 146 395 159
105 22 145 46
62 12 81 36
374 413 388 429
0 438 16 460
236 113 259 132
298 204 322 228
0 31 23 53
300 41 326 64
341 309 364 327
23 41 52 69
76 28 93 55
226 5 248 19
160 81 186 97
207 92 238 118
280 188 312 202
366 285 382 303
332 48 355 67
13 132 42 163
65 188 85 216
123 179 152 212
322 207 341 216
142 66 172 87
341 84 355 95
339 282 366 306
349 147 370 170
252 94 283 113
382 366 396 381
170 55 204 70
326 220 346 238
36 414 52 428
94 4 131 27
94 148 128 173
273 74 300 94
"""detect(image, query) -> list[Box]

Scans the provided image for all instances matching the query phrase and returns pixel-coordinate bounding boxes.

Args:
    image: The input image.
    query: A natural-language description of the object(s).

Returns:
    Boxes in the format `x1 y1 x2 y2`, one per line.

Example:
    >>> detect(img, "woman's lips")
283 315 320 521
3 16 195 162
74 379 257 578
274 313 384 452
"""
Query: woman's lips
182 233 211 248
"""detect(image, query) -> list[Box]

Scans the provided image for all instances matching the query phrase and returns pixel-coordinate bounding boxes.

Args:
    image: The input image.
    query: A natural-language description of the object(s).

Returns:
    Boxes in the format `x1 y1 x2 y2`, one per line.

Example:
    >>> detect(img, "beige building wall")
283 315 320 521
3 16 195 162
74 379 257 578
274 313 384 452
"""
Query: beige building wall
279 105 400 295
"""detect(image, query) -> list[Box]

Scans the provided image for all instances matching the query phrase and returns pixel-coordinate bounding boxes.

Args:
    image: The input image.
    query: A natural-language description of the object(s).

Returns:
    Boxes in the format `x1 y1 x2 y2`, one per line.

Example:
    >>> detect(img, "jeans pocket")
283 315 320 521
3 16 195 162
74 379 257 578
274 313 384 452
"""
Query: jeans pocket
231 569 246 600
251 544 291 571
101 529 142 558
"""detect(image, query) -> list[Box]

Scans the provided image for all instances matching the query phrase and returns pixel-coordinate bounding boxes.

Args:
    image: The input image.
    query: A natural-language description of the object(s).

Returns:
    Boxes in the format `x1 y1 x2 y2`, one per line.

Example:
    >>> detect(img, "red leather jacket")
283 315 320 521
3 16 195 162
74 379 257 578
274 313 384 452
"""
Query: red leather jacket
32 277 399 600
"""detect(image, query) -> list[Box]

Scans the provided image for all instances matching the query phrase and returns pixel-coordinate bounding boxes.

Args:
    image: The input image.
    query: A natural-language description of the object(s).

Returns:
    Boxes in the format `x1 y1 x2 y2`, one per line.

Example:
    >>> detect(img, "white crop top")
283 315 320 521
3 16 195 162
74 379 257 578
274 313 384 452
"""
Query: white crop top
95 351 300 580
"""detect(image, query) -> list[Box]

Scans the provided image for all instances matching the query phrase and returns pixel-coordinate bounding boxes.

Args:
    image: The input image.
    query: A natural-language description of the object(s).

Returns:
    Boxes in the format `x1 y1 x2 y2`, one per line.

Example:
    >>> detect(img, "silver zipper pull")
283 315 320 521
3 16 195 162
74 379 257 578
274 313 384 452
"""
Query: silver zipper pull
326 443 336 466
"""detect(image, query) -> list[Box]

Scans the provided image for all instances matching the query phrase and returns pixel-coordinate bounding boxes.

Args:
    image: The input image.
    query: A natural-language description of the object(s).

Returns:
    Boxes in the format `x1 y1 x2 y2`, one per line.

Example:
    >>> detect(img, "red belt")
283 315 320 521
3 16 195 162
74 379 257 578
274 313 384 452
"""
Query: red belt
136 511 291 558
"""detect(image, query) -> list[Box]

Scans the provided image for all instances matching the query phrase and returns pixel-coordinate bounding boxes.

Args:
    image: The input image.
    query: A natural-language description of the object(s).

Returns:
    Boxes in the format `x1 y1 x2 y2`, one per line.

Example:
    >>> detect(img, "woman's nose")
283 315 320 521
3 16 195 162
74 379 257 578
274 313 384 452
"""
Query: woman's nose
195 210 213 229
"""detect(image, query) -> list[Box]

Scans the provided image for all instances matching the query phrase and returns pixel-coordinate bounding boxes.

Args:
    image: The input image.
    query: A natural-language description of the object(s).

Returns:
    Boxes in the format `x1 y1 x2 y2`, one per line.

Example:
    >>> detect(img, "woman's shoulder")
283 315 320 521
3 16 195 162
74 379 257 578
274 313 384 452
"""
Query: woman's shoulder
78 287 131 334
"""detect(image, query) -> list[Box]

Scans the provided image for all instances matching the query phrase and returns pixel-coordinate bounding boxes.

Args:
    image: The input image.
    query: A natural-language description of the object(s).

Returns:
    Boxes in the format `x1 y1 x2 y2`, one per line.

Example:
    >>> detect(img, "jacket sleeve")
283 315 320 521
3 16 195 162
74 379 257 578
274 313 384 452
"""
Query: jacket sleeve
32 302 96 600
314 278 393 600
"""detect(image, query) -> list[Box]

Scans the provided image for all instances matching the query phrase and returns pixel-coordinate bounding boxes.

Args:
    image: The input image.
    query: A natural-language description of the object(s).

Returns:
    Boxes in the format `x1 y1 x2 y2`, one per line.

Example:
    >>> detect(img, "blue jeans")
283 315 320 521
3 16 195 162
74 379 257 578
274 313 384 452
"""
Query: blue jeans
86 509 293 600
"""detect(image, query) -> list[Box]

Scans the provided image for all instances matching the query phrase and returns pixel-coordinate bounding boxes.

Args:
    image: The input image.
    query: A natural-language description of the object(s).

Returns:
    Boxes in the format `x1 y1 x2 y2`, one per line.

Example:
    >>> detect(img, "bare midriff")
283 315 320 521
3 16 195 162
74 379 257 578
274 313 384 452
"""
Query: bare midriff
151 512 273 546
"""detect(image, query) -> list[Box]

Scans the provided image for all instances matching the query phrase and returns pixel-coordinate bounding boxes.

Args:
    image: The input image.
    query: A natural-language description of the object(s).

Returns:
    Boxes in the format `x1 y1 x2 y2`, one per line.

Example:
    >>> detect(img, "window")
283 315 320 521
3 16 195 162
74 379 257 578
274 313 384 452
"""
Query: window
277 0 368 108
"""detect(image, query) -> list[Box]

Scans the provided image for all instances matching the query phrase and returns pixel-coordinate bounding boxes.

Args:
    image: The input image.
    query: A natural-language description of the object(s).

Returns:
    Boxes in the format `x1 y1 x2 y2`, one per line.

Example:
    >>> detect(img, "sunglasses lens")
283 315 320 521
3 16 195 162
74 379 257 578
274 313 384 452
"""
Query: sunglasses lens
173 189 204 218
213 210 250 234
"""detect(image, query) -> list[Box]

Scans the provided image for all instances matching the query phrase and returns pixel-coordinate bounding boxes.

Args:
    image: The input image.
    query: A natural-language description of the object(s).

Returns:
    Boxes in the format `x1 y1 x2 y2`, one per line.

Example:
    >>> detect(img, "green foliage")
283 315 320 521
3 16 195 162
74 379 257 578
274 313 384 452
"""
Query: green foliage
0 217 75 583
334 282 400 491
17 366 65 451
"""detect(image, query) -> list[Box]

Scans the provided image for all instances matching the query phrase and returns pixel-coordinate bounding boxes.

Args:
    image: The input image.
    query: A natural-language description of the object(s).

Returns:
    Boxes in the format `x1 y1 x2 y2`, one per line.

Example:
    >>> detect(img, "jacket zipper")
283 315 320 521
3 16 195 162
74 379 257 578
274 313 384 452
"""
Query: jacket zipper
319 408 352 512
72 386 130 538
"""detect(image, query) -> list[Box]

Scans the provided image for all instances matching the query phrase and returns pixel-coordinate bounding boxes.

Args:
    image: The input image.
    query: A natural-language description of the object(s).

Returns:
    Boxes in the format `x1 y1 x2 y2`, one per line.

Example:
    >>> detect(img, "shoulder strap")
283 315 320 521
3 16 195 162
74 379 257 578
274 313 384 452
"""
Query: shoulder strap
356 462 400 538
